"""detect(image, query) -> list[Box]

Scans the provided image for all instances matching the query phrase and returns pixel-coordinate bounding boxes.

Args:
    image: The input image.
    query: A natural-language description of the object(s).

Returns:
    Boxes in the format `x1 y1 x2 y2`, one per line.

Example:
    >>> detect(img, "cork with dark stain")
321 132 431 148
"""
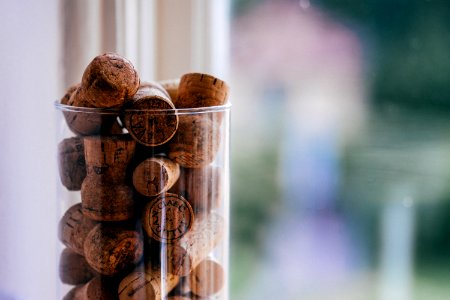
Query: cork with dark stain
58 203 98 255
123 82 178 147
84 223 144 276
58 137 86 191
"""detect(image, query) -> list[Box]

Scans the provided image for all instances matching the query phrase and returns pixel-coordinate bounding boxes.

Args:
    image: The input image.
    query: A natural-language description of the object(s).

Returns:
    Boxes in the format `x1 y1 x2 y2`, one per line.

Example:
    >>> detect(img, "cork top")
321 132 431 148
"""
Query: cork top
81 53 140 108
142 193 194 243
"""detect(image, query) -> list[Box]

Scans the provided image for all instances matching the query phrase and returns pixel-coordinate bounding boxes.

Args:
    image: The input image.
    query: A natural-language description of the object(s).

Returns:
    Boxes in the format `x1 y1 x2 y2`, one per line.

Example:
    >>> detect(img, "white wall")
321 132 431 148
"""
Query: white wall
0 1 59 299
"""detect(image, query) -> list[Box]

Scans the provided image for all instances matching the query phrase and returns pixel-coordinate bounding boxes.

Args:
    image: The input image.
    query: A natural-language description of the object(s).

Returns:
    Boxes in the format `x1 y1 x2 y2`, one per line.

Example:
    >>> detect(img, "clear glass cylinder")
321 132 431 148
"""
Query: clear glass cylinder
55 103 230 300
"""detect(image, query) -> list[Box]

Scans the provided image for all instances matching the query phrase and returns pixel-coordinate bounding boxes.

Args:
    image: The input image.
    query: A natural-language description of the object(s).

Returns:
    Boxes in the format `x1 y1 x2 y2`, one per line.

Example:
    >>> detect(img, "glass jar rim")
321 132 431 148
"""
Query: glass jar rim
54 101 231 115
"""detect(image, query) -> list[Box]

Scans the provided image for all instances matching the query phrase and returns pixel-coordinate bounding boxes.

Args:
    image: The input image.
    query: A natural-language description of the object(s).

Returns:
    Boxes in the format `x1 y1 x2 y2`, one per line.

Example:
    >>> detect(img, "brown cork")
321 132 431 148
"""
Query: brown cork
81 53 140 108
169 166 222 213
189 259 224 297
77 276 119 300
123 82 178 147
176 213 225 270
159 79 180 102
83 135 136 184
175 73 229 108
167 297 191 300
168 115 221 168
58 137 86 191
146 261 180 300
84 223 144 276
132 157 180 197
81 182 135 222
81 135 136 221
58 203 98 255
163 244 192 277
142 193 194 244
60 84 80 105
59 248 97 285
63 86 120 136
119 262 180 300
118 271 156 300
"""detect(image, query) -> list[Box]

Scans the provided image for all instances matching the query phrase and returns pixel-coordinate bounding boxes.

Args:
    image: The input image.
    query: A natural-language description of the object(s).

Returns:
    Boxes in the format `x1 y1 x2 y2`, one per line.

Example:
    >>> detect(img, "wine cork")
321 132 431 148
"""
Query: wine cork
77 276 119 300
159 79 180 102
60 83 80 105
189 259 224 297
63 85 121 136
176 213 225 270
164 244 192 277
142 193 194 244
81 182 135 221
83 135 136 184
175 73 229 108
59 248 97 285
58 203 98 255
118 271 156 300
169 166 222 213
132 157 180 197
58 137 86 191
123 82 178 147
118 263 180 300
81 53 140 108
84 224 144 276
168 114 221 168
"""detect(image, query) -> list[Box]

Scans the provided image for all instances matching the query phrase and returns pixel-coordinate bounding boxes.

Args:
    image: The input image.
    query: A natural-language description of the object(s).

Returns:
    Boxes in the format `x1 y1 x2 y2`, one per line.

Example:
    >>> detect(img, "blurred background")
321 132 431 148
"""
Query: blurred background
1 0 450 299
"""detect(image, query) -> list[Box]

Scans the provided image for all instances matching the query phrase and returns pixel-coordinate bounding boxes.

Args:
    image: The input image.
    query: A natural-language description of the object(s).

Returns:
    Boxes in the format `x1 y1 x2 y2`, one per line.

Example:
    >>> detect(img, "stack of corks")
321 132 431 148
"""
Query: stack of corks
57 53 229 300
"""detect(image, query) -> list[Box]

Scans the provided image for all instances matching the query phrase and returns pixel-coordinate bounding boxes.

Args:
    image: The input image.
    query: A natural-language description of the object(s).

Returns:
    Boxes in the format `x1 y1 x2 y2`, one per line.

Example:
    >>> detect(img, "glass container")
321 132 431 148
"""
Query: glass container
55 102 230 300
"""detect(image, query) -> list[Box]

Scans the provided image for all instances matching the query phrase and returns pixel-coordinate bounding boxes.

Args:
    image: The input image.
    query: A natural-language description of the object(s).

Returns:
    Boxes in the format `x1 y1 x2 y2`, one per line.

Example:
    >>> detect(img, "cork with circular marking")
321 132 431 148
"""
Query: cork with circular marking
189 259 224 297
175 73 229 108
169 166 222 214
142 193 194 244
84 223 144 276
81 182 135 221
81 53 140 108
58 137 86 191
83 135 136 184
58 203 98 255
159 79 180 102
59 248 97 285
168 114 221 168
123 82 178 147
132 157 180 197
